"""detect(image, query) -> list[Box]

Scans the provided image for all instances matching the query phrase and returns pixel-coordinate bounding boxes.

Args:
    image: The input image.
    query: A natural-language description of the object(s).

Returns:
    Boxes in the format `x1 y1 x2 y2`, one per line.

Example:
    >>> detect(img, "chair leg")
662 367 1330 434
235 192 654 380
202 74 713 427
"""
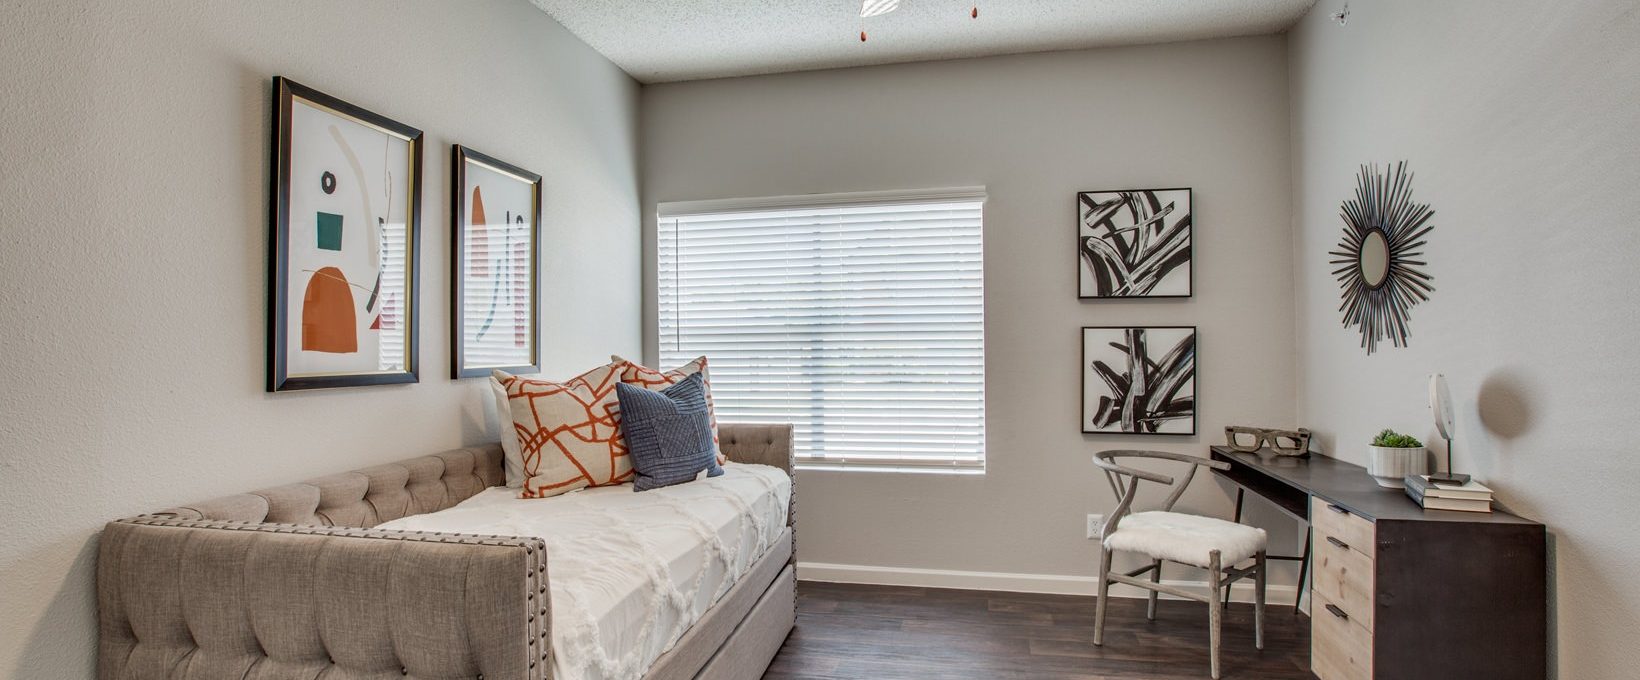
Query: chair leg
1255 550 1267 651
1094 546 1112 646
1225 489 1245 609
1208 550 1222 680
1146 559 1162 621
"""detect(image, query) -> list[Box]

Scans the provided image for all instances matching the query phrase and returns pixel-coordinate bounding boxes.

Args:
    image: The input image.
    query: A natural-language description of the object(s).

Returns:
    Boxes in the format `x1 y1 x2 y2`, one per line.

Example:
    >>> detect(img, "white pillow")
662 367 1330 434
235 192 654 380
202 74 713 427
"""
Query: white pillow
490 375 524 488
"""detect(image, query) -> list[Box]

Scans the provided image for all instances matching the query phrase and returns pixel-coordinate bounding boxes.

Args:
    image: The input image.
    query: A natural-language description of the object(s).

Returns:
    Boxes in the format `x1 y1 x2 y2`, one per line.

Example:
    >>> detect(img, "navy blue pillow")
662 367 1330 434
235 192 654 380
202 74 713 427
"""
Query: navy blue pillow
616 372 724 491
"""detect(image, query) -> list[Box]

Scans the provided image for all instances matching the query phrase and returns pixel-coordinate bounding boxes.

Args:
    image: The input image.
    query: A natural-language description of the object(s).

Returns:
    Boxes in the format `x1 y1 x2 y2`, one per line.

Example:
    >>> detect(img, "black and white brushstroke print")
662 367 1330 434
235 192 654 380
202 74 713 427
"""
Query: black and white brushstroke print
1078 189 1192 298
1082 326 1196 435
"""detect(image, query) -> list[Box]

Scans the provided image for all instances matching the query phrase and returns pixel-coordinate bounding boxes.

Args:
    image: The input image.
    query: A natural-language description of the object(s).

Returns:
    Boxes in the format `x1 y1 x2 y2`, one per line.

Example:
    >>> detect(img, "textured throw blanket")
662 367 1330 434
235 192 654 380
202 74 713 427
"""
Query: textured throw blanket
377 463 790 680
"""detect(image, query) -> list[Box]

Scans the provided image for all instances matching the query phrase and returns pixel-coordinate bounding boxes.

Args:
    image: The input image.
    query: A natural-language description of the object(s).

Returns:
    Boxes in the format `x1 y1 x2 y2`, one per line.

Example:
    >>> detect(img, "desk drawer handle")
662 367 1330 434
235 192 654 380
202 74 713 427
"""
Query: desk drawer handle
1325 503 1348 515
1325 536 1350 551
1324 604 1350 620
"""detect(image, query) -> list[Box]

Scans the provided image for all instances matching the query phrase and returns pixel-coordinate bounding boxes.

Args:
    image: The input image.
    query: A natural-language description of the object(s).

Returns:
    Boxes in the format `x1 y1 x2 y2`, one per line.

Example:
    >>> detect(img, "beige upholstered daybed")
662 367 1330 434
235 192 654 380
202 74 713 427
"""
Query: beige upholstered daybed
97 424 796 680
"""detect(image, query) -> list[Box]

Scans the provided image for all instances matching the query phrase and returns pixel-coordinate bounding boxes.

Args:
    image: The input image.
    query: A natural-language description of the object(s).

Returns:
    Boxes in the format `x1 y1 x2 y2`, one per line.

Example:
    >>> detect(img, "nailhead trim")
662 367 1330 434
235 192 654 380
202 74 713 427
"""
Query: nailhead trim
120 516 535 545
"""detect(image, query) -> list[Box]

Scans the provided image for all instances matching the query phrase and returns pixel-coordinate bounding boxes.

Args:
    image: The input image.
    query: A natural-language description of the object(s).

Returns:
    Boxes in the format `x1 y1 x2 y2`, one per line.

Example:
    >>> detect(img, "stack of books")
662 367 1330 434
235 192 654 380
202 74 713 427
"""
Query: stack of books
1404 475 1493 513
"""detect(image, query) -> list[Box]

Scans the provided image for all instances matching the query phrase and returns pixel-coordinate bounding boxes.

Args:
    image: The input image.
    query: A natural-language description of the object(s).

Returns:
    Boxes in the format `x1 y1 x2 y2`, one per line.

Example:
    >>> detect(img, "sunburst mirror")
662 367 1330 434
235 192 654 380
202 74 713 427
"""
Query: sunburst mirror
1330 162 1436 354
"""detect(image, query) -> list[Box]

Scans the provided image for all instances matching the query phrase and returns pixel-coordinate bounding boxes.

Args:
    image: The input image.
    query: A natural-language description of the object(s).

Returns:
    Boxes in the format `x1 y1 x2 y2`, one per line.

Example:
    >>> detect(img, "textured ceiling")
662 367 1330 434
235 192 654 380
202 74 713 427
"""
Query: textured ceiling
530 0 1317 83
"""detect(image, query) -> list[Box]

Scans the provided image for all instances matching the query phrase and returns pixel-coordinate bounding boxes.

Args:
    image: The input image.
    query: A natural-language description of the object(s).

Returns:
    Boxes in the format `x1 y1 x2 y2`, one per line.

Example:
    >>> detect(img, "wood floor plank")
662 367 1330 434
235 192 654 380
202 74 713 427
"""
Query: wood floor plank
765 581 1315 680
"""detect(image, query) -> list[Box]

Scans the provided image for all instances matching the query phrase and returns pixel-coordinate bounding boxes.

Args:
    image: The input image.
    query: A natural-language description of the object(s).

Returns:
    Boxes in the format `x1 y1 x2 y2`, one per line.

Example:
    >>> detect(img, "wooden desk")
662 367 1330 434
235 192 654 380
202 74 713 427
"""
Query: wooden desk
1209 446 1546 680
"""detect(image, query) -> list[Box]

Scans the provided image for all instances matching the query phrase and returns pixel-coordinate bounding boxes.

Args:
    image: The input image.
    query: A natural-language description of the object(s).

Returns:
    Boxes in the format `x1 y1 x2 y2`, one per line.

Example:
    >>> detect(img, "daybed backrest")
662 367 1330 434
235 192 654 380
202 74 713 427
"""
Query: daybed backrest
151 445 505 527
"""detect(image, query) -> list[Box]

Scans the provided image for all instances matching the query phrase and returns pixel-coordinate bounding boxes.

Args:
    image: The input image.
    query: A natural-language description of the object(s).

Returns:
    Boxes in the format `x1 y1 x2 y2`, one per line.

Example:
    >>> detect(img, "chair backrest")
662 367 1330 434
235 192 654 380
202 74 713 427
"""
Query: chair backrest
1091 449 1230 538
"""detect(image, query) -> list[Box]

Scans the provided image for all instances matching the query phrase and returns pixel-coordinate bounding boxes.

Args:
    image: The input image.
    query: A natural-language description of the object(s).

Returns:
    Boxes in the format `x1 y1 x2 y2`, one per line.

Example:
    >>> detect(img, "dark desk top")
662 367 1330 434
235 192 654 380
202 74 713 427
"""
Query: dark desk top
1209 446 1540 526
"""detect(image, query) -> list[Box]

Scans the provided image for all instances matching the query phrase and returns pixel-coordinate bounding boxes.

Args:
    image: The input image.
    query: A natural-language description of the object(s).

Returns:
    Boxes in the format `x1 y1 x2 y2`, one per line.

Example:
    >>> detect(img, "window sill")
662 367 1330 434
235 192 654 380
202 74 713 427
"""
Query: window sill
795 463 985 475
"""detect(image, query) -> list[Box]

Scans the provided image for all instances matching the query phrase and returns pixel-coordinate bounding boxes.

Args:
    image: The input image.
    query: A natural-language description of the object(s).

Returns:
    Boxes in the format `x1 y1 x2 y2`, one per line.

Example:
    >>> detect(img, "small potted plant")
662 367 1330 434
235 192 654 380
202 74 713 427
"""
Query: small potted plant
1366 429 1428 488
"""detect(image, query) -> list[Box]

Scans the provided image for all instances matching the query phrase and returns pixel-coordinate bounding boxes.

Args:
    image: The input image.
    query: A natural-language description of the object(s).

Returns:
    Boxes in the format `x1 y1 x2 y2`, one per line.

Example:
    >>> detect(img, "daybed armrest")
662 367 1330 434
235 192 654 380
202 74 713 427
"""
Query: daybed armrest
718 423 795 473
98 517 550 680
719 423 797 573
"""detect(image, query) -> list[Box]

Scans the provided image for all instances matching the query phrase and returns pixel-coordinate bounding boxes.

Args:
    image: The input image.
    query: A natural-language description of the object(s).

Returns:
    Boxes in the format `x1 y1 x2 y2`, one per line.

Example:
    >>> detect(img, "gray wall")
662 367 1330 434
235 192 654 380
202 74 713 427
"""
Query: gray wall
1288 1 1640 676
642 37 1299 588
0 1 641 676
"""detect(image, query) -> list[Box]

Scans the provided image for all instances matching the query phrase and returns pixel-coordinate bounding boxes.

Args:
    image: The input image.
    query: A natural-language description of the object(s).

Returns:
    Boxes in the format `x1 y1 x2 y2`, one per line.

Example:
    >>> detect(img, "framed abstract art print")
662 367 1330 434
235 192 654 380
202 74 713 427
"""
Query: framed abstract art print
1077 188 1192 298
267 77 422 391
451 145 541 379
1081 326 1197 435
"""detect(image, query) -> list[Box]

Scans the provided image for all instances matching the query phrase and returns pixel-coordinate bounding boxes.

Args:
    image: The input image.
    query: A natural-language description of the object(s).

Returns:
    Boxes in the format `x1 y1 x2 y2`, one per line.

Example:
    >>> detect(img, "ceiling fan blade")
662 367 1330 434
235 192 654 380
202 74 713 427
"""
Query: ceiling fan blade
861 0 901 19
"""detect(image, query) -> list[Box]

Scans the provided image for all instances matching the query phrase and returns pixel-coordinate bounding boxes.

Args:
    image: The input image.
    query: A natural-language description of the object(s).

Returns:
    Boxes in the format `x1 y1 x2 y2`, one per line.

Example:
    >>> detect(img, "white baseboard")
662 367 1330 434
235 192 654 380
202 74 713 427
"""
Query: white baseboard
796 561 1301 606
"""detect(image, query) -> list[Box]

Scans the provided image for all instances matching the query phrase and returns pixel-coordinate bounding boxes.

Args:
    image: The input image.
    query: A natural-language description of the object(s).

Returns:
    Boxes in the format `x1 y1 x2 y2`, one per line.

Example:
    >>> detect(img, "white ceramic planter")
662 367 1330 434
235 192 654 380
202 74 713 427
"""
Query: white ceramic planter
1367 446 1428 488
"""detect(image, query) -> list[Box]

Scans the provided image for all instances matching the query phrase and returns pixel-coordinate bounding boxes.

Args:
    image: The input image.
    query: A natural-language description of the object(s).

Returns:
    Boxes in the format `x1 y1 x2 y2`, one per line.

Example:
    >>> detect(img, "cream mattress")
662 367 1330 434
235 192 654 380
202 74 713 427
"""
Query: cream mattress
376 463 790 680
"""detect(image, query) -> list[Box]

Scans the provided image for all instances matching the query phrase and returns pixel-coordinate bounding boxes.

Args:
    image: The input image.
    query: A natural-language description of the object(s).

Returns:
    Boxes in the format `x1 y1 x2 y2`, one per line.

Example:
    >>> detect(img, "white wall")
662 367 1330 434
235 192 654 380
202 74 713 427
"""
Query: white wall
0 1 641 677
1289 1 1640 676
642 38 1299 591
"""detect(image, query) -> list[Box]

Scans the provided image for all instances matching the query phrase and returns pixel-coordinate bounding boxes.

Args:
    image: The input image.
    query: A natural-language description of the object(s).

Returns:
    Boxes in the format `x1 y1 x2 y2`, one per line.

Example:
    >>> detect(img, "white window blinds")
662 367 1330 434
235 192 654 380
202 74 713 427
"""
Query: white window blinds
377 217 409 371
459 207 533 369
658 189 986 472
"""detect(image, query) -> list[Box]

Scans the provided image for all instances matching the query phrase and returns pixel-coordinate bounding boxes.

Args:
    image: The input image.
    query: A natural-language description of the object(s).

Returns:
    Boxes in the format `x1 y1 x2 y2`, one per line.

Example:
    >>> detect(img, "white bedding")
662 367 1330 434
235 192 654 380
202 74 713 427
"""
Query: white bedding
375 463 790 680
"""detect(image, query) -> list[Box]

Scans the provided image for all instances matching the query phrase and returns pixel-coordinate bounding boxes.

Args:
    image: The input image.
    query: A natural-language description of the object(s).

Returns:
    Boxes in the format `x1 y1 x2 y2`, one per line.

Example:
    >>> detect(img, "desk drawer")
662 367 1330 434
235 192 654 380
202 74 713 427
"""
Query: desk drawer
1312 497 1375 560
1312 590 1373 680
1314 528 1375 630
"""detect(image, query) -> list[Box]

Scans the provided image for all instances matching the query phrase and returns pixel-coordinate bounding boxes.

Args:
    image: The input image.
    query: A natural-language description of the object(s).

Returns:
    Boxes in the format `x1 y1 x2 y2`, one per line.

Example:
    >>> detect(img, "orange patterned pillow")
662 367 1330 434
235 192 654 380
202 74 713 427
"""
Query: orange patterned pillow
495 363 633 499
612 355 725 464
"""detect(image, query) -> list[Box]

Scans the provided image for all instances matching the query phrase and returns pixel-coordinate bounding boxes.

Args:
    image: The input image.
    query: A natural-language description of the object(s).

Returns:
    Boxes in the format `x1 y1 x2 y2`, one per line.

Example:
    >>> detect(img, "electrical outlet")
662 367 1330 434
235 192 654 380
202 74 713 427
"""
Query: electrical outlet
1086 513 1103 539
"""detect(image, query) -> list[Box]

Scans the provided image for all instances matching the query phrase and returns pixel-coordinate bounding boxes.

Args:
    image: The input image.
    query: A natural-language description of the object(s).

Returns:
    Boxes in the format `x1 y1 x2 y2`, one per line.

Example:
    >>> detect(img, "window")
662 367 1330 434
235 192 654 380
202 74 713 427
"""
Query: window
658 188 985 472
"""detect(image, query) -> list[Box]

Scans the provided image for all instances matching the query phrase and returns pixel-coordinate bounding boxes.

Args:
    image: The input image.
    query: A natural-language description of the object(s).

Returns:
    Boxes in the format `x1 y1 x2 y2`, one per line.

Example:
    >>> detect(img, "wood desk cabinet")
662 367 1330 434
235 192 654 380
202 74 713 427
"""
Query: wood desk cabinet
1209 447 1547 680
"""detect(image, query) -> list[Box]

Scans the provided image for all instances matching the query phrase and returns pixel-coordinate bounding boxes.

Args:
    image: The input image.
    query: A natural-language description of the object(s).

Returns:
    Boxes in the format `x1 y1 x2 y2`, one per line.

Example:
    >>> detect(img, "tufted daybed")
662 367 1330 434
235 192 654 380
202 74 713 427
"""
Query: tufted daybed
97 423 796 680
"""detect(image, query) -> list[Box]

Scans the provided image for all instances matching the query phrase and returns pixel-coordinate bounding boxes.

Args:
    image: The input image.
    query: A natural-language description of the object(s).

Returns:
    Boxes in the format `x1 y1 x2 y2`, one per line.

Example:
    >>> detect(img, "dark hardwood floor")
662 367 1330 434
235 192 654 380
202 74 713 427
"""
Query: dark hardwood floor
764 582 1313 680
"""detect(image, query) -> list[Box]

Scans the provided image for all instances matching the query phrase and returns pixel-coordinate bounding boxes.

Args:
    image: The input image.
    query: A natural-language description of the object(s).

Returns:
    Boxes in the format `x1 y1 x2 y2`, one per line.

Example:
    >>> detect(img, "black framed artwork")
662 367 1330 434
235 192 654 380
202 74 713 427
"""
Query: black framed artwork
1077 188 1193 298
267 77 423 391
451 145 542 379
1081 326 1197 435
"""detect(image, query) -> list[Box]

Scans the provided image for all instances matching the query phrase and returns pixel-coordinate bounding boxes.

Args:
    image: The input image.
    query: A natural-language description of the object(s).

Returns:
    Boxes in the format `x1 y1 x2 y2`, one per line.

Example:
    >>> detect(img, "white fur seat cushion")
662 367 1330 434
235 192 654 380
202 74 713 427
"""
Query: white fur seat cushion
1104 511 1268 568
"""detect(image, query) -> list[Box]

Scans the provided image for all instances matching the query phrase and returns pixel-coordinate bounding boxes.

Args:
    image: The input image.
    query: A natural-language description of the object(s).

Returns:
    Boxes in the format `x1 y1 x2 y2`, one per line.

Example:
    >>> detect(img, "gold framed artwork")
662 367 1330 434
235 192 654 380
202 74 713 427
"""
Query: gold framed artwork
451 145 541 379
267 77 422 391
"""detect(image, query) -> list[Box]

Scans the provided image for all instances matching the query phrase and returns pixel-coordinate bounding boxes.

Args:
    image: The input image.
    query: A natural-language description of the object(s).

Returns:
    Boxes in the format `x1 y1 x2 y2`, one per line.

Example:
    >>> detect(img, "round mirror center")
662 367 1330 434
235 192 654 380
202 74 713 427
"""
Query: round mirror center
1360 228 1390 289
